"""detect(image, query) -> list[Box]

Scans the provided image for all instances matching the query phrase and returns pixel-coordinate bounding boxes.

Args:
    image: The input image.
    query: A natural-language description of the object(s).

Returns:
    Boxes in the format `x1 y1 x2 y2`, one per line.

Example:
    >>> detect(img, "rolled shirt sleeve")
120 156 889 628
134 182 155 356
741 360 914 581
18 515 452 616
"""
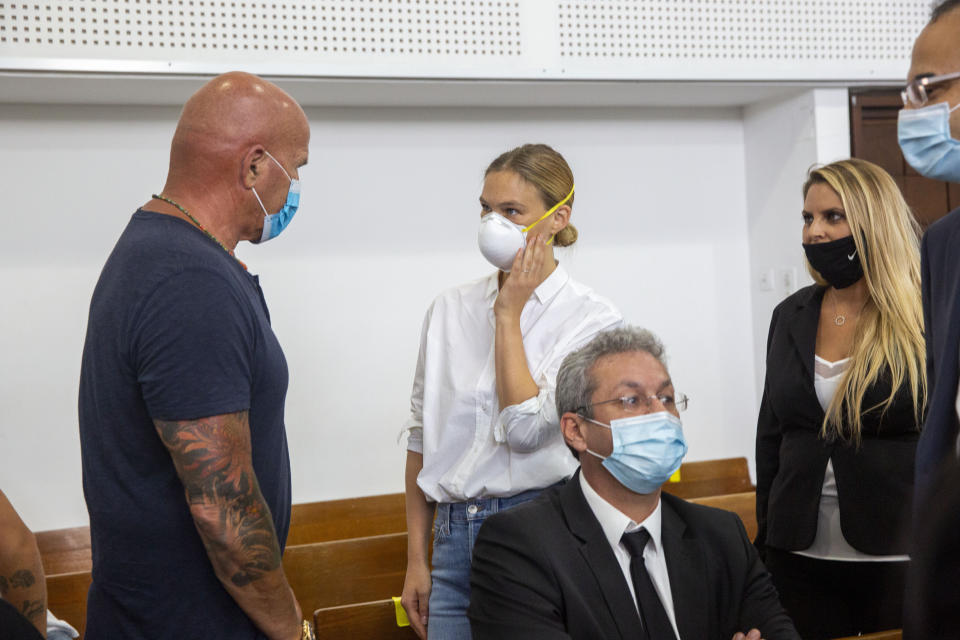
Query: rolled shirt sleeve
496 313 624 453
401 306 430 453
495 387 559 452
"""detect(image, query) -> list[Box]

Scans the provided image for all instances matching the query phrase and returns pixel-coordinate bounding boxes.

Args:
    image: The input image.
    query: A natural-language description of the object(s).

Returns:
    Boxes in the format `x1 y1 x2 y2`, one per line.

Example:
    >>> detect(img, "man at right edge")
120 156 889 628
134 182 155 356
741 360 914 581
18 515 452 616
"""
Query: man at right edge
897 1 960 636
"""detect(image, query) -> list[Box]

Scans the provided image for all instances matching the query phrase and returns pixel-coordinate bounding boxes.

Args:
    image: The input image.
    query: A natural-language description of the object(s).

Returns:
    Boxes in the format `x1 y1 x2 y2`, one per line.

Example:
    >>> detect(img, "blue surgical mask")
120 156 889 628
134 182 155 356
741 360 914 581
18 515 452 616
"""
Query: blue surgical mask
251 150 301 243
584 411 688 495
898 101 960 182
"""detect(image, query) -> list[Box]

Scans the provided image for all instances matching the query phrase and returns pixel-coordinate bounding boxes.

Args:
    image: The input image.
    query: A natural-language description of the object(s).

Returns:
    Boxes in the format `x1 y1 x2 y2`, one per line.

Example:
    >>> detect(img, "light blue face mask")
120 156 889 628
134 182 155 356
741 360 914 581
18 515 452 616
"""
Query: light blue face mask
251 150 301 243
898 101 960 182
584 411 688 495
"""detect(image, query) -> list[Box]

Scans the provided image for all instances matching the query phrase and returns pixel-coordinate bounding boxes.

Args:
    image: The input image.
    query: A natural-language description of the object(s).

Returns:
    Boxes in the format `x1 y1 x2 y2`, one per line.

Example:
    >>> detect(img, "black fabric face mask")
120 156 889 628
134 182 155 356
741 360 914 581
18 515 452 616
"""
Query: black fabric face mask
802 235 865 289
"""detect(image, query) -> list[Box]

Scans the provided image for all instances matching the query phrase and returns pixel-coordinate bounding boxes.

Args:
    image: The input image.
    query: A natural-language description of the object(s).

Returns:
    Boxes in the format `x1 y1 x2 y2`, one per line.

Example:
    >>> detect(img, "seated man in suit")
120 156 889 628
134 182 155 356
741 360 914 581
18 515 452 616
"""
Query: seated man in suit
468 326 799 640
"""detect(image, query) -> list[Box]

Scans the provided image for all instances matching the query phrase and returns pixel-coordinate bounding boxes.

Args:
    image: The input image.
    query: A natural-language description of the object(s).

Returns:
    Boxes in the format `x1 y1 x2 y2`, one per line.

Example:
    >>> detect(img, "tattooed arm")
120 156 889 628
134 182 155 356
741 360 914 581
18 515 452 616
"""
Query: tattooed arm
0 489 46 638
154 411 301 640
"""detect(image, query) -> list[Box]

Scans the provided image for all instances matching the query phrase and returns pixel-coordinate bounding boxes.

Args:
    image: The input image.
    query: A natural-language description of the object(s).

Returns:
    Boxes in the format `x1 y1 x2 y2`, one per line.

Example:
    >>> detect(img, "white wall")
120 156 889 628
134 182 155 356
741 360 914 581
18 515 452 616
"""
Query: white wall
743 89 851 394
1 102 764 531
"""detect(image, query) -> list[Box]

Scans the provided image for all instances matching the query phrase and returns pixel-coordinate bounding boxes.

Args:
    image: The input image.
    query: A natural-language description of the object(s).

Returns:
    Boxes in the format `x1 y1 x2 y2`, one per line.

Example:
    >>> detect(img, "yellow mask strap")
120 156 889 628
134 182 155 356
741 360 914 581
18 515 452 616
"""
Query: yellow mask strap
522 184 575 245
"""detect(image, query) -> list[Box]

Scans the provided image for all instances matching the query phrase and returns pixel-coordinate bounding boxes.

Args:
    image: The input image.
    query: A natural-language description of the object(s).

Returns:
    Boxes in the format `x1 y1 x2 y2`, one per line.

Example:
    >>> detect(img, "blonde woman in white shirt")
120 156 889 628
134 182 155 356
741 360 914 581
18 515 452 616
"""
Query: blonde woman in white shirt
399 144 623 639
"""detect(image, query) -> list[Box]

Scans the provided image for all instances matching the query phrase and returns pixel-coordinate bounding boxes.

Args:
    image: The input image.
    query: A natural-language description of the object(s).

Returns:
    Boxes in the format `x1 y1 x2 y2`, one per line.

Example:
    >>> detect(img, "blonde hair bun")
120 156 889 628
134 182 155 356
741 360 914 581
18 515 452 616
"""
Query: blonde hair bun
554 224 578 247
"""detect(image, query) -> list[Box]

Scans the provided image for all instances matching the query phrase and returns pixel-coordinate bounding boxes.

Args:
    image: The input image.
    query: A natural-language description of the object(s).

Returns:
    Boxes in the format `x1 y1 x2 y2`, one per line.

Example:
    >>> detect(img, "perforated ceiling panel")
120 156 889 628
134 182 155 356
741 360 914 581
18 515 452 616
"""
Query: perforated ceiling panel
0 0 520 56
559 1 925 62
0 0 931 81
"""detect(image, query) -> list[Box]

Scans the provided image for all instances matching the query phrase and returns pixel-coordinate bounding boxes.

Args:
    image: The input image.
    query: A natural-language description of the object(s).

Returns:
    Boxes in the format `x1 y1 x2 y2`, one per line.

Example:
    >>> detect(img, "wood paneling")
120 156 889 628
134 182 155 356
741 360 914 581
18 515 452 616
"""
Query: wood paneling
46 571 91 639
35 526 91 575
287 493 407 546
314 599 418 639
663 457 755 499
689 491 757 541
284 533 409 615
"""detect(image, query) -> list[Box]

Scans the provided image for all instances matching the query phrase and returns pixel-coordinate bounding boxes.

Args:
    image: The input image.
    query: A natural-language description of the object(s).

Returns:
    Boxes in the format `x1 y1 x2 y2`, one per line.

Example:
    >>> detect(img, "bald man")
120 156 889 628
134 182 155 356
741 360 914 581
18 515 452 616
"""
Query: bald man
78 73 311 640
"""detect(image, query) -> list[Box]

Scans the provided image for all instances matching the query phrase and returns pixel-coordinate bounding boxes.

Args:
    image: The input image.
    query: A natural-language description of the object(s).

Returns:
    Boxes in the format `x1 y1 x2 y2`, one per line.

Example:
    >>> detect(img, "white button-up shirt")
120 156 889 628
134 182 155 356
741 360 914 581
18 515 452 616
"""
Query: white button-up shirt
403 265 622 503
580 472 681 640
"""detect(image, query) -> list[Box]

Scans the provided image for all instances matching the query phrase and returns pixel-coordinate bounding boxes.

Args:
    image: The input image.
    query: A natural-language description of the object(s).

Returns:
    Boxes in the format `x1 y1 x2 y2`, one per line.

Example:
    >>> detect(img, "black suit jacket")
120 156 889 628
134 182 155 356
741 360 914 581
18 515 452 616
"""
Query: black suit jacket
755 284 919 555
904 456 960 639
468 472 799 640
915 207 960 506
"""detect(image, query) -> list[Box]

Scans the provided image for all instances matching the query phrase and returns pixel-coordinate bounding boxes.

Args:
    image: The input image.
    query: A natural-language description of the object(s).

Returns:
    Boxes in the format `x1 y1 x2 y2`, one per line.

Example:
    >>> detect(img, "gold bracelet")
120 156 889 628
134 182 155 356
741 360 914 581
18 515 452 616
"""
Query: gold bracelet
301 619 316 640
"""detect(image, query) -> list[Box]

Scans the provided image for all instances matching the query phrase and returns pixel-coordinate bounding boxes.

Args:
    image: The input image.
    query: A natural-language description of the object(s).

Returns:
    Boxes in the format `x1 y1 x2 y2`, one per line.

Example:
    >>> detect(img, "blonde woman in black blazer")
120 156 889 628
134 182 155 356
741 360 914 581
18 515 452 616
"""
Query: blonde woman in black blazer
755 159 926 639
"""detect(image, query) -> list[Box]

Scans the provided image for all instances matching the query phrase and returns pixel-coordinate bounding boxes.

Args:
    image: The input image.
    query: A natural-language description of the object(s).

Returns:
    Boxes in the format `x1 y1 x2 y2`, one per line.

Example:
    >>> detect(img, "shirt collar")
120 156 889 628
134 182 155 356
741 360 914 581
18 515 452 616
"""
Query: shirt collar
483 262 571 306
580 471 664 554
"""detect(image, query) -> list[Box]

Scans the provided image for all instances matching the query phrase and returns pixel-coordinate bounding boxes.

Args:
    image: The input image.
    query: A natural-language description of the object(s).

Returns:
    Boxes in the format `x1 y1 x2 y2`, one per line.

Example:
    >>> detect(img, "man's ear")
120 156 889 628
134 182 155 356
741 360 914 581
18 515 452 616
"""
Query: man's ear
242 146 268 189
560 412 588 456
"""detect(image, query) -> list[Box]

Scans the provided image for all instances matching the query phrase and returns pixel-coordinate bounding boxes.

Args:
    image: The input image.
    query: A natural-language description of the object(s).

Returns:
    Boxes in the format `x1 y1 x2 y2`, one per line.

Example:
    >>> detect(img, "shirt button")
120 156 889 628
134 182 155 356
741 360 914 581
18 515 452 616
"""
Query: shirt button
467 504 479 515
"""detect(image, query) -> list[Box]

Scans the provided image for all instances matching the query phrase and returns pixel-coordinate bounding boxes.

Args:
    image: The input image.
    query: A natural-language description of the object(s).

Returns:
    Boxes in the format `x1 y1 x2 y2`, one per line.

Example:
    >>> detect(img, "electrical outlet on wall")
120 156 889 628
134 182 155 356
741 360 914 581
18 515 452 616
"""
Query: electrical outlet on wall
759 268 775 292
779 267 798 295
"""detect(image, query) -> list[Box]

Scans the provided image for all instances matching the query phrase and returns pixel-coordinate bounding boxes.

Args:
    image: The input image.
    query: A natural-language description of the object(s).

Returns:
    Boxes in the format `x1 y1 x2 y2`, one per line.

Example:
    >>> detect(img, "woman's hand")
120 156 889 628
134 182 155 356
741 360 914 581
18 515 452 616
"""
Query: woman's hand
494 234 547 319
400 561 432 639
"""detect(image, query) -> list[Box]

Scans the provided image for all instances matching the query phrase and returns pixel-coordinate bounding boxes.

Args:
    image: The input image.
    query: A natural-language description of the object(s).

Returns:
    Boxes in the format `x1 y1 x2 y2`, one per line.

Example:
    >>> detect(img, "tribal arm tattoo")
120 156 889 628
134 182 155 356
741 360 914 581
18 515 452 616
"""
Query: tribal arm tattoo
154 411 281 587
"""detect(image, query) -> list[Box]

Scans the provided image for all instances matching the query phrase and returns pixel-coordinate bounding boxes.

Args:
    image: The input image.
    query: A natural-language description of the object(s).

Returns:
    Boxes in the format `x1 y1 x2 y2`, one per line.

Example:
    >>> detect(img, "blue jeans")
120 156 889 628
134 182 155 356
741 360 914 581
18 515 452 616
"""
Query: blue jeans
427 487 549 640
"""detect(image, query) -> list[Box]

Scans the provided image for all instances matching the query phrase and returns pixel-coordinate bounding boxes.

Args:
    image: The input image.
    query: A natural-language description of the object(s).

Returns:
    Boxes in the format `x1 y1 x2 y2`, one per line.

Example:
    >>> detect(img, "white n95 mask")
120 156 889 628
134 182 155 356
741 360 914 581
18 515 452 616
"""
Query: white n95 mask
476 183 575 272
477 213 527 271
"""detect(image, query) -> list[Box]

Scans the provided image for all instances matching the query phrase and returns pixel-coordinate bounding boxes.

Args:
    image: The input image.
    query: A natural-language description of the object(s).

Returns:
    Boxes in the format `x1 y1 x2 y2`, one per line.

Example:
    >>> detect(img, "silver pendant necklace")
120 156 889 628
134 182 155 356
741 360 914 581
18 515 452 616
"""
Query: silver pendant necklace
829 288 865 327
832 292 847 326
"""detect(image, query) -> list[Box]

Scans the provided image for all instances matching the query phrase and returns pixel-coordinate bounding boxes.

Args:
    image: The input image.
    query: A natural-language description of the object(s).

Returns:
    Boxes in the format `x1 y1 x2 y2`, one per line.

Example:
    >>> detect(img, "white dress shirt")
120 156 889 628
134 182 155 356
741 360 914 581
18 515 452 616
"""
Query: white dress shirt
403 264 622 503
579 472 681 640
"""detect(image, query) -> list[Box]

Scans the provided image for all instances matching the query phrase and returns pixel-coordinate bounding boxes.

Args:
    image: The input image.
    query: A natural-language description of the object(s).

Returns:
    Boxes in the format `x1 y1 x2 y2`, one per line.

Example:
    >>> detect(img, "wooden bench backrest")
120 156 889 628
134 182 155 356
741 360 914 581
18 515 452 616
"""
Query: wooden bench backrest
34 455 754 577
287 493 407 546
47 530 412 640
314 599 418 639
46 570 91 638
35 526 92 576
664 457 754 499
283 532 408 615
688 491 758 541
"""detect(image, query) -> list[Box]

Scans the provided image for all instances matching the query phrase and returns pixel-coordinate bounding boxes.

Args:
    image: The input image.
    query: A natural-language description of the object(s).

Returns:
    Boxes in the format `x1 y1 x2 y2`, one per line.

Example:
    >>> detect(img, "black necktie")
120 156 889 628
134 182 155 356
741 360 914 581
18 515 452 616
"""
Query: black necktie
621 528 678 640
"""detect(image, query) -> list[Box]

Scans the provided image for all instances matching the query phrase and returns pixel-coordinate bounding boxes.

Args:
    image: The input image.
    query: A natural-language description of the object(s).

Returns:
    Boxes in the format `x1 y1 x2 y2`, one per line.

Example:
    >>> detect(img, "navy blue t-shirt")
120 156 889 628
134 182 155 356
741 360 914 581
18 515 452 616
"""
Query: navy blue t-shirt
78 210 291 639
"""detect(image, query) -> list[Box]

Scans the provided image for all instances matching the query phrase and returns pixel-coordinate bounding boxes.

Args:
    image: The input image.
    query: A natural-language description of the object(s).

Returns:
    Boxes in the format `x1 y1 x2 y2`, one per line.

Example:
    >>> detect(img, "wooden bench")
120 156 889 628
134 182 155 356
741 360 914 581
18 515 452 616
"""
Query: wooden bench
35 526 92 576
664 457 755 499
689 491 758 541
314 598 418 639
283 532 409 616
46 570 92 638
46 531 412 639
314 601 901 640
34 456 755 577
287 493 407 546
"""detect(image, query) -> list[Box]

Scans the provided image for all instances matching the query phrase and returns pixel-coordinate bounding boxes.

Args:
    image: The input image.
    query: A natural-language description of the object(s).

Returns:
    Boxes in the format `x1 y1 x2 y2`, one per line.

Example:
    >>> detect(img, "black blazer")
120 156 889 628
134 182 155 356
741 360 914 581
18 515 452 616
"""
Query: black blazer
915 207 960 506
903 456 960 639
468 471 799 640
755 284 919 555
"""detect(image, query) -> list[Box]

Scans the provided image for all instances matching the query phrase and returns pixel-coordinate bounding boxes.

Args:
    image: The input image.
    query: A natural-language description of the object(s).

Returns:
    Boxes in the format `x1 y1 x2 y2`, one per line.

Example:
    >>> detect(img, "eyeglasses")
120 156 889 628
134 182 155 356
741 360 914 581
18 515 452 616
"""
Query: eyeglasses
576 392 689 415
901 71 960 107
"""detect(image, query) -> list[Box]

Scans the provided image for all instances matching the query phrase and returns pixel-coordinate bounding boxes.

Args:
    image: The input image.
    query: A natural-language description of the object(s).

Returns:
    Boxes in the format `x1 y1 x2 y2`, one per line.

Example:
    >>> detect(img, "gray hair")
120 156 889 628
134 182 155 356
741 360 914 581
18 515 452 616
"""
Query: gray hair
555 326 667 420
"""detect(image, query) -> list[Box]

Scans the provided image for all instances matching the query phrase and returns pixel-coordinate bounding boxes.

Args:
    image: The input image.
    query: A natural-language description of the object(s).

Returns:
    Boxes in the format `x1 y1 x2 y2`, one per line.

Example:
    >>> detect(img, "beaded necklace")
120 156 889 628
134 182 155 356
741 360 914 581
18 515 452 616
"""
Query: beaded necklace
152 194 247 271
